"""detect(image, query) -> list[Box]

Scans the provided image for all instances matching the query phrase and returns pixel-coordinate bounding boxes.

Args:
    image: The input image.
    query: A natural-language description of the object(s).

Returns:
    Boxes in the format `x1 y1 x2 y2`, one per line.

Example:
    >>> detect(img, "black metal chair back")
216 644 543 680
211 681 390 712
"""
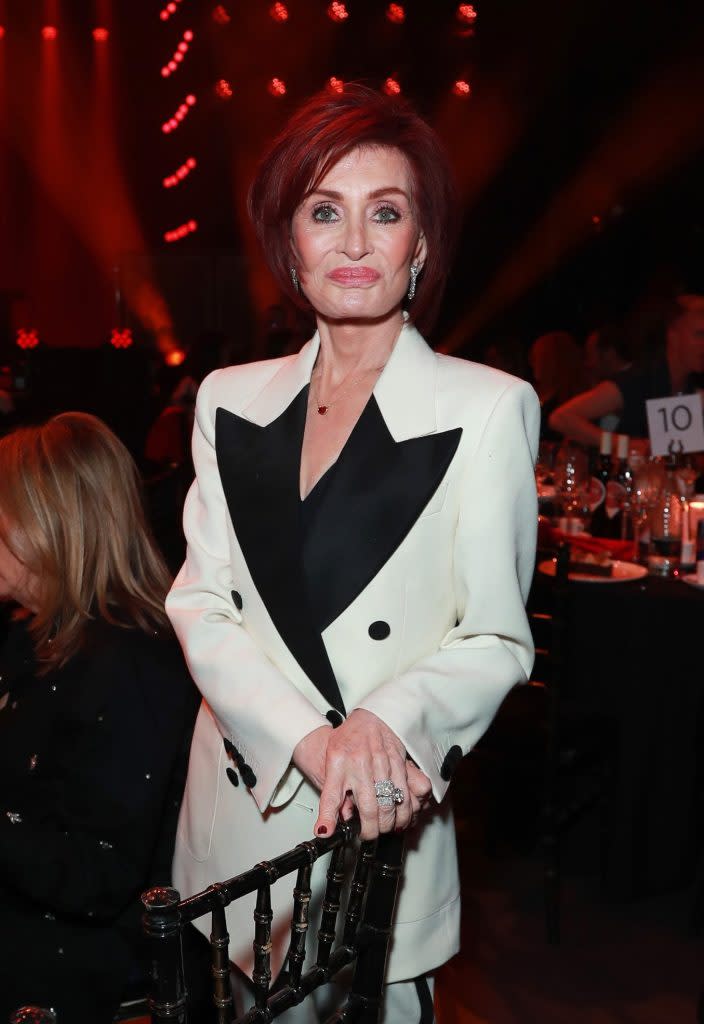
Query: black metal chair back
141 821 404 1023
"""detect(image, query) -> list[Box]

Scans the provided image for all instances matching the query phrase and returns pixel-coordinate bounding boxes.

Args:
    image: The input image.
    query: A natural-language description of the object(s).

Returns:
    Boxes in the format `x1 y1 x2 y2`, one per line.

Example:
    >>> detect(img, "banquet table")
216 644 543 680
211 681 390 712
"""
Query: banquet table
530 562 704 901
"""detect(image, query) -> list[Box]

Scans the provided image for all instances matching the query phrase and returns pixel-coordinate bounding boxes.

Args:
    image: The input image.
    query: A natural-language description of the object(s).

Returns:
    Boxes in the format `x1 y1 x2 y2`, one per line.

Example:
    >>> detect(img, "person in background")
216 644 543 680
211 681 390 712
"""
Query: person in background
0 413 198 1023
529 330 583 440
549 294 704 446
582 323 633 432
583 324 632 387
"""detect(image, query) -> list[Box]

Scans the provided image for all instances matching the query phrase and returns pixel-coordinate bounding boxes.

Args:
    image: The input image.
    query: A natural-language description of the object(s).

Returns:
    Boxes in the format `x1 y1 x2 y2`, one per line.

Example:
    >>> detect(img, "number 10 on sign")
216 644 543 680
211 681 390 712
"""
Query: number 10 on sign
646 392 704 456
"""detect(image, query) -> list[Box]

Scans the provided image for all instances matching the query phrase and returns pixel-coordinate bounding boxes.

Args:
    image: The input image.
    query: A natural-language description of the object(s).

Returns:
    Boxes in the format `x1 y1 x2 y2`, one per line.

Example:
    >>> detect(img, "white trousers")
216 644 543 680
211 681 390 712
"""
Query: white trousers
232 968 435 1024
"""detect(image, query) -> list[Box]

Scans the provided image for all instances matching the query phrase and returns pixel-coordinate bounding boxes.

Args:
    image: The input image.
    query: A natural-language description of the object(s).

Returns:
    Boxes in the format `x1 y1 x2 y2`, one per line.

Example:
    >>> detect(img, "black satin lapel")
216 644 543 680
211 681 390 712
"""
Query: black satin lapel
215 391 345 713
302 398 462 632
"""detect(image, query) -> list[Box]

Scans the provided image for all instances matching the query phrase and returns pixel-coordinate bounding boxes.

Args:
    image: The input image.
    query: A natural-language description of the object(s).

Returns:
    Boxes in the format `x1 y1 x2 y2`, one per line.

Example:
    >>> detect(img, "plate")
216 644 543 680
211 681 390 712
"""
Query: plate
680 573 704 591
538 558 647 583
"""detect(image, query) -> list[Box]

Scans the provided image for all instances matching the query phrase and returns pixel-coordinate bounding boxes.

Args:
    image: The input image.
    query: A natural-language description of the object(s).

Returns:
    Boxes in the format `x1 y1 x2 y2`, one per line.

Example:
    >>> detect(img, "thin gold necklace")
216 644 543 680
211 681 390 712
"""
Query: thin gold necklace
312 365 384 416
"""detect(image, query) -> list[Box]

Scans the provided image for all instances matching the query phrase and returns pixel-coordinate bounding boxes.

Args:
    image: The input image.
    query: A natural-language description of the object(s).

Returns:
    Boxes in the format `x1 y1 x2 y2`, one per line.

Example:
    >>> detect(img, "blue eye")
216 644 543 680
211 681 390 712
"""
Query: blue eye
312 204 339 223
374 205 401 224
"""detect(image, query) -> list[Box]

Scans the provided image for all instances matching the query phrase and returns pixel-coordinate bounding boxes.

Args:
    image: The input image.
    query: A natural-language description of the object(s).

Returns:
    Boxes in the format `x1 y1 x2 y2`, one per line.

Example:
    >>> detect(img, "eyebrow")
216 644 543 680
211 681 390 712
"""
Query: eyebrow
307 186 410 201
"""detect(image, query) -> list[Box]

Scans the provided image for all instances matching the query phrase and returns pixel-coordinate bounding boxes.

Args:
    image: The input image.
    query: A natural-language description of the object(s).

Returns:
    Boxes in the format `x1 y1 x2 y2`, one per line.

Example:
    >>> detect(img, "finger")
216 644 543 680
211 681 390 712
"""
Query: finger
386 748 412 831
340 792 355 822
396 791 421 831
372 753 397 836
315 765 346 837
352 776 382 840
407 763 433 806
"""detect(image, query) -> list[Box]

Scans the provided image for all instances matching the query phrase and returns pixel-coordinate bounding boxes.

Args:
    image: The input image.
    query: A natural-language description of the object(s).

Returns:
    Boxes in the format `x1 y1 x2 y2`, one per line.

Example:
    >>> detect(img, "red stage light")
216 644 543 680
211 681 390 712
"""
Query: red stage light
163 95 197 133
183 29 194 41
161 67 170 77
212 5 231 25
383 77 401 96
166 349 186 366
456 4 477 24
215 78 233 99
386 4 405 24
93 27 109 42
164 220 198 243
327 2 349 22
267 77 287 97
0 26 6 40
110 328 133 350
16 329 40 350
41 26 58 40
328 77 344 94
452 79 472 97
270 2 289 21
159 0 184 19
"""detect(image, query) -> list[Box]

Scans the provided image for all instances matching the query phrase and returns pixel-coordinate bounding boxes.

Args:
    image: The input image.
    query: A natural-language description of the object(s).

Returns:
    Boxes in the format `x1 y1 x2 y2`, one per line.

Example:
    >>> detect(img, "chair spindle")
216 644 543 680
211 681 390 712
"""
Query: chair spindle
286 844 316 990
210 886 235 1024
141 885 188 1023
342 841 374 948
315 842 347 970
252 869 275 1011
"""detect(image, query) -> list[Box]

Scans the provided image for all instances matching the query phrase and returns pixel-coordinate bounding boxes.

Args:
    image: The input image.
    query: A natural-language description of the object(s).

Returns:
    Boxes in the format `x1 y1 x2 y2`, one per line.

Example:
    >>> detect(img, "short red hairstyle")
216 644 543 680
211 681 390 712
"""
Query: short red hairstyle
248 84 458 336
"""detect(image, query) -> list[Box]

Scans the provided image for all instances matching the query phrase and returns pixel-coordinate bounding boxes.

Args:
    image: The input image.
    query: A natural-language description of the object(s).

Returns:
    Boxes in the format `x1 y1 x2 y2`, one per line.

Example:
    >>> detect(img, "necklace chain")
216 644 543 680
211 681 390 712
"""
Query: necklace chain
312 365 385 415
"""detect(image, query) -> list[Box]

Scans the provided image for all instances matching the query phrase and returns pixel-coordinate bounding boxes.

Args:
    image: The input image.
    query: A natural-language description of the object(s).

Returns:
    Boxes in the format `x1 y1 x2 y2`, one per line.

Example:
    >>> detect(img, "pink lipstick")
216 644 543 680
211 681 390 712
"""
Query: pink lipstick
326 267 381 285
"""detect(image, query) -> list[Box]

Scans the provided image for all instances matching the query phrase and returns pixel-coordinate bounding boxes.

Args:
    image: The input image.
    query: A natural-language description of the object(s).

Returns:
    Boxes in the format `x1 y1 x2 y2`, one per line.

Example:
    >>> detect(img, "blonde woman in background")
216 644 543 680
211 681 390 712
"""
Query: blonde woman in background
0 413 198 1023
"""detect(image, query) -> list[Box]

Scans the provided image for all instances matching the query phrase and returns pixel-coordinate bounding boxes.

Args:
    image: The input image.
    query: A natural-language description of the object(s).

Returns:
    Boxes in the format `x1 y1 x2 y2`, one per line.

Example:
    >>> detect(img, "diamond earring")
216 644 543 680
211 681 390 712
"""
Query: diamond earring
407 263 420 301
290 266 301 293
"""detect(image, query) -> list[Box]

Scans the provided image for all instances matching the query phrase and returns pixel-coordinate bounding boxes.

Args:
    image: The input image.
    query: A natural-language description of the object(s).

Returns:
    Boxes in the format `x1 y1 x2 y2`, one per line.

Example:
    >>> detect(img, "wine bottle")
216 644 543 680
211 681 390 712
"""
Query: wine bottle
614 433 634 541
589 430 612 537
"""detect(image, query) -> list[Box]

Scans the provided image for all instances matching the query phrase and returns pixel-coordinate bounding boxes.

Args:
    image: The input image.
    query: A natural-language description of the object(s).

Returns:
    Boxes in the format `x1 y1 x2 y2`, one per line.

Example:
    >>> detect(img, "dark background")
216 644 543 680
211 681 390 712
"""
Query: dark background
0 0 702 419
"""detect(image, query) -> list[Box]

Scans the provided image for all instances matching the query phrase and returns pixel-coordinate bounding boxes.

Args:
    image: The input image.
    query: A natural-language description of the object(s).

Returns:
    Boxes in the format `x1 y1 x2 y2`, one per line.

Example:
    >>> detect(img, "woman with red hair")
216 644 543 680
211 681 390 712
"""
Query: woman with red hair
167 85 539 1021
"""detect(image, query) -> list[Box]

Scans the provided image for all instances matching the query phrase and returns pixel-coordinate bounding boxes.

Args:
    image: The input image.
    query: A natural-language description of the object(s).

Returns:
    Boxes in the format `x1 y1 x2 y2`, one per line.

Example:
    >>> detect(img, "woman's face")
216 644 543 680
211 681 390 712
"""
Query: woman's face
291 145 426 323
0 530 40 612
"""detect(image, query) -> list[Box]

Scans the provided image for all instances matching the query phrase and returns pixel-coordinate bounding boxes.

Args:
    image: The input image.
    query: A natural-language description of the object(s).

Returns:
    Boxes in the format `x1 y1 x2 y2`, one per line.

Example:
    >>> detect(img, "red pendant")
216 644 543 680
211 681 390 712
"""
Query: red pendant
317 405 328 415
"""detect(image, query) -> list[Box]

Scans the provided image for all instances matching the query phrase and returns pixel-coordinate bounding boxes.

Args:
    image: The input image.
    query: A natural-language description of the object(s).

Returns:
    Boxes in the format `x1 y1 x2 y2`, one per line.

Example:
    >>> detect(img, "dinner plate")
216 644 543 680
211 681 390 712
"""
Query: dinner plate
538 558 648 583
680 573 704 591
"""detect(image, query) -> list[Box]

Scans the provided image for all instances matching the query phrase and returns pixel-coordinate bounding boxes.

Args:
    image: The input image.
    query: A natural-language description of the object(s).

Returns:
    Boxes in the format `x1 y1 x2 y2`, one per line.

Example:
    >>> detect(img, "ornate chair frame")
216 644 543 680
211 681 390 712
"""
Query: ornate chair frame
141 821 404 1023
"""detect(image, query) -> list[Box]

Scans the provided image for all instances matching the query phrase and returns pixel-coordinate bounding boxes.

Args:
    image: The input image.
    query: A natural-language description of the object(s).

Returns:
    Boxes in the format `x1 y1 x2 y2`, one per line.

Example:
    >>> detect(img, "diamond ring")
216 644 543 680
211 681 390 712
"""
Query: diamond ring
374 779 405 808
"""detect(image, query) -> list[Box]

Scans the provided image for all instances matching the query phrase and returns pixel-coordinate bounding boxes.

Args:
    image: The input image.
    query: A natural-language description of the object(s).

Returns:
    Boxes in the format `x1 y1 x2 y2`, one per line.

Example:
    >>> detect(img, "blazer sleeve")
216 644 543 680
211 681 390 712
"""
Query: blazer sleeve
356 378 540 803
165 372 330 812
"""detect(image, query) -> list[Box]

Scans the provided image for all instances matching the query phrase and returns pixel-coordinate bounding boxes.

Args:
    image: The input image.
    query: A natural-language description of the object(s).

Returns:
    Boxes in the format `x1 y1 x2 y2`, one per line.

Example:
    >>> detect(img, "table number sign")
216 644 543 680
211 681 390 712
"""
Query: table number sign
646 392 704 456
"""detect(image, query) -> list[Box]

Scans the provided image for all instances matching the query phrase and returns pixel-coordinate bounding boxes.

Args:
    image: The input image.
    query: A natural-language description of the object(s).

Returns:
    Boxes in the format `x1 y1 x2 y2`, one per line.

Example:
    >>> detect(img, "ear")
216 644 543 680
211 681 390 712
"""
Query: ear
413 232 427 269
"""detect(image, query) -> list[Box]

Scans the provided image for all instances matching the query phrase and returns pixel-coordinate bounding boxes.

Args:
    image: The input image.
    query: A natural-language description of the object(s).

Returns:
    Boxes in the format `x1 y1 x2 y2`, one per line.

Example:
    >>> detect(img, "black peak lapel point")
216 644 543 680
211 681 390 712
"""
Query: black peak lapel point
215 390 345 713
301 398 462 632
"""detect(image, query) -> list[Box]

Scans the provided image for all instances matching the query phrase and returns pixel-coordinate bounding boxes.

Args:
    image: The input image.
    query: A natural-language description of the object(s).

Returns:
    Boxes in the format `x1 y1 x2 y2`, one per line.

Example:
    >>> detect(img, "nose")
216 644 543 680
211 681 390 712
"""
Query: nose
338 214 372 261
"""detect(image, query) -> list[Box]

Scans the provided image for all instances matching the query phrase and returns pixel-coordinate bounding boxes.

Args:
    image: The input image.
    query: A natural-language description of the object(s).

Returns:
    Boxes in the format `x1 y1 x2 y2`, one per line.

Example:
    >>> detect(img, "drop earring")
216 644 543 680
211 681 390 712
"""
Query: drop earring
407 263 420 301
290 266 300 293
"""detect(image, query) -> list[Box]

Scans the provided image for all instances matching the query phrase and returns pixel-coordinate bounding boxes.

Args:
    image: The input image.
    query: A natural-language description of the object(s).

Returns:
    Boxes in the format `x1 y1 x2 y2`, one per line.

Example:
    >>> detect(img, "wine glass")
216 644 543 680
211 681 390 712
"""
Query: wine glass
554 443 590 533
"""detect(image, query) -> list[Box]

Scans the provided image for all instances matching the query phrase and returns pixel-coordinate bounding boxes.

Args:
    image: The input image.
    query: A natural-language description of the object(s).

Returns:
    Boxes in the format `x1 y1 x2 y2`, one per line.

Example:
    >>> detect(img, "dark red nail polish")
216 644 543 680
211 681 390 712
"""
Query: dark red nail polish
317 825 328 835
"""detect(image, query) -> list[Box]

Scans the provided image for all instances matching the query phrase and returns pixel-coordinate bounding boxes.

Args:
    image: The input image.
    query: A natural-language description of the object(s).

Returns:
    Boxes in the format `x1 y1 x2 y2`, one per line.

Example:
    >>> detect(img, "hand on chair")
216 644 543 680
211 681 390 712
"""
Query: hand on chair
299 709 432 841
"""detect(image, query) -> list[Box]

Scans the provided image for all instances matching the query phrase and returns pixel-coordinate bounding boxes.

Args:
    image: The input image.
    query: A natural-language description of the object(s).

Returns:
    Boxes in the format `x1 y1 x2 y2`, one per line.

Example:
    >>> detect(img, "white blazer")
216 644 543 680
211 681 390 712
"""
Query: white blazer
166 321 539 983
